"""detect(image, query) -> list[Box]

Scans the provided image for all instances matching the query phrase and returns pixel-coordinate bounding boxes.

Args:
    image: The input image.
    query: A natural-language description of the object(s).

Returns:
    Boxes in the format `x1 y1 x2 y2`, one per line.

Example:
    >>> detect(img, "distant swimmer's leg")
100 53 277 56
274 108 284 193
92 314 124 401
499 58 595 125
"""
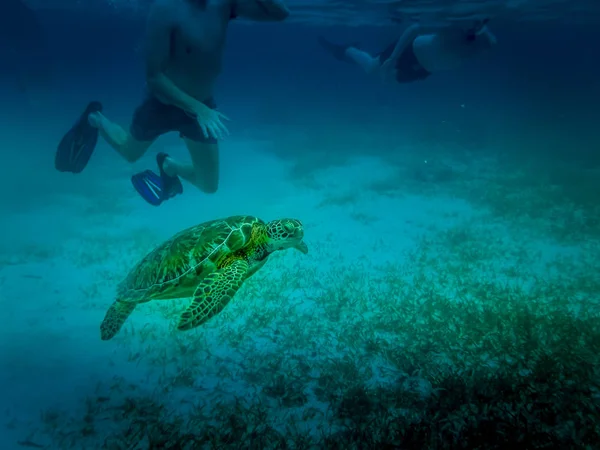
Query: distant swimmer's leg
317 36 356 63
317 36 380 74
345 48 382 74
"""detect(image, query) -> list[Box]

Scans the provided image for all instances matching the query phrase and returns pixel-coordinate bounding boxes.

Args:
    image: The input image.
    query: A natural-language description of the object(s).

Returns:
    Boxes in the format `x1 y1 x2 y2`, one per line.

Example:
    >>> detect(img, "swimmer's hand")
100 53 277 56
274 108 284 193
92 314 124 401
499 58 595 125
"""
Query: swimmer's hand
194 103 230 140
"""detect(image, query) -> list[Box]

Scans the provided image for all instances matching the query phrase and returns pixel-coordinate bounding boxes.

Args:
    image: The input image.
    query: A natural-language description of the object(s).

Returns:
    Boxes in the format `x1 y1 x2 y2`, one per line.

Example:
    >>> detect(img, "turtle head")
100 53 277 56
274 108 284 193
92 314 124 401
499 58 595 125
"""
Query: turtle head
265 218 308 254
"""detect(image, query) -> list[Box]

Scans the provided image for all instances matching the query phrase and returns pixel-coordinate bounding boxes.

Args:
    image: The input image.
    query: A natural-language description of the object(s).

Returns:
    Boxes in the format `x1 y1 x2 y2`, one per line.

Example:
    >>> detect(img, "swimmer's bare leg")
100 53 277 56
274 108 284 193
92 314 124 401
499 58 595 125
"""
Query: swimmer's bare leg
88 111 153 163
317 37 381 75
344 48 381 74
163 138 219 194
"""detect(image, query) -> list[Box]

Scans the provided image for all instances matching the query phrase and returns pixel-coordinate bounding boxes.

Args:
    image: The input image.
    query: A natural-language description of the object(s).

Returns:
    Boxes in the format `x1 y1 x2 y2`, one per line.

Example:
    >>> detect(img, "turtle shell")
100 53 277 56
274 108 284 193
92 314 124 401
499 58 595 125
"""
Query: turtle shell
118 215 264 301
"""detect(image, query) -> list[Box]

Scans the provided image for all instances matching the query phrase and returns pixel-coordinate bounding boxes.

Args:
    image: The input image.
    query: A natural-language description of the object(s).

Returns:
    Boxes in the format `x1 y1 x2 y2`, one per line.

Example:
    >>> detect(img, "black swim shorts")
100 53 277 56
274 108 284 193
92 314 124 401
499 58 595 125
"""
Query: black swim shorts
130 95 217 144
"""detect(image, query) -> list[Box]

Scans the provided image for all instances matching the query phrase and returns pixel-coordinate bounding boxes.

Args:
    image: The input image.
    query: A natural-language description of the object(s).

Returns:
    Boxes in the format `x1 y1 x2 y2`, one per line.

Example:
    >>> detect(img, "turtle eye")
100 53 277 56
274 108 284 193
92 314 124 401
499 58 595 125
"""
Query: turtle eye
283 222 294 233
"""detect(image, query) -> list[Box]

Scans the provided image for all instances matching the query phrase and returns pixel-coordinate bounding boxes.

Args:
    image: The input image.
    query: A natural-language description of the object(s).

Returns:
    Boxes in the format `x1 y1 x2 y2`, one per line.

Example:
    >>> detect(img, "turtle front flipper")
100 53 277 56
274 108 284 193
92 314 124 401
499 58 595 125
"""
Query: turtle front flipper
177 259 249 331
100 300 137 340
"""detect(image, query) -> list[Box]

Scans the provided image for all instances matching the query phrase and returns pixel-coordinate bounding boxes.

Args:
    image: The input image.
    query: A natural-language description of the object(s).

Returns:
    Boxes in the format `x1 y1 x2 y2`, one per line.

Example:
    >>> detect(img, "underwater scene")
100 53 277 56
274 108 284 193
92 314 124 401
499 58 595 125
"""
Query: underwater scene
1 0 600 448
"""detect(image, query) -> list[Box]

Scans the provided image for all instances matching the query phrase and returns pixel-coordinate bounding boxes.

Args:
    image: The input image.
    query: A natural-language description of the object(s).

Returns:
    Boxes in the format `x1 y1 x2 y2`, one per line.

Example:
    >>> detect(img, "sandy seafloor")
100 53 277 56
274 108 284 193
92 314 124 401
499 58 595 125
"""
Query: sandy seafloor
1 84 599 448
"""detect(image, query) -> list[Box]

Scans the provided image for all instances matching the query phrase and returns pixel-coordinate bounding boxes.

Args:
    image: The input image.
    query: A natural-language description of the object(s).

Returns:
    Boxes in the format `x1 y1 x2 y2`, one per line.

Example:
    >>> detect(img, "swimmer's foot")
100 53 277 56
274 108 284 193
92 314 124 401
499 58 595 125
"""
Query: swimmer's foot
317 36 359 64
156 152 183 199
131 152 183 206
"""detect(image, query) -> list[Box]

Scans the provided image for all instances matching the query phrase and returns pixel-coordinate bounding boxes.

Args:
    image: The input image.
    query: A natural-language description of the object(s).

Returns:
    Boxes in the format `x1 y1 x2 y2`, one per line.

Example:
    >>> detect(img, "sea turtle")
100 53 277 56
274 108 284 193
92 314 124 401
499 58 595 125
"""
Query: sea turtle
100 215 307 340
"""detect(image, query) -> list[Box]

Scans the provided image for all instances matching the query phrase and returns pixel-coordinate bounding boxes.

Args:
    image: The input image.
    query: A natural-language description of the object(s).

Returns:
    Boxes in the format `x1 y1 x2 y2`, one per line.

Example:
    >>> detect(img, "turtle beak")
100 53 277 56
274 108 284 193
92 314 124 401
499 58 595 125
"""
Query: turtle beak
294 241 308 255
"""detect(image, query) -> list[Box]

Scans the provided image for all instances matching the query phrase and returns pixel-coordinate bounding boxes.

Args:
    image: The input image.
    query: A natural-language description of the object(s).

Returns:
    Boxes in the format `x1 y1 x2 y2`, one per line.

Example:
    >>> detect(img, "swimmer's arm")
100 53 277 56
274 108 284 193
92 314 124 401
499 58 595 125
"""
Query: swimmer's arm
232 0 290 21
144 1 206 115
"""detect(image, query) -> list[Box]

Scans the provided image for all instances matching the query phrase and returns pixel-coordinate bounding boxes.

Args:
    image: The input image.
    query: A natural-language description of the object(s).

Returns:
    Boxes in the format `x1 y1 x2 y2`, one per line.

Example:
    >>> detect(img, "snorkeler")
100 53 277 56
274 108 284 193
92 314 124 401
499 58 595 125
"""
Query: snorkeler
55 0 290 206
318 19 496 85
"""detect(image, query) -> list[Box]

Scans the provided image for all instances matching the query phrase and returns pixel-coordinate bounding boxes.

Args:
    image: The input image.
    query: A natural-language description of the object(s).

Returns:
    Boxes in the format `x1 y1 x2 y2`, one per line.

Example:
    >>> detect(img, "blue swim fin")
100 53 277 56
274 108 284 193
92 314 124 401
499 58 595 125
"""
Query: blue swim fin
131 170 165 206
131 153 183 206
55 101 103 174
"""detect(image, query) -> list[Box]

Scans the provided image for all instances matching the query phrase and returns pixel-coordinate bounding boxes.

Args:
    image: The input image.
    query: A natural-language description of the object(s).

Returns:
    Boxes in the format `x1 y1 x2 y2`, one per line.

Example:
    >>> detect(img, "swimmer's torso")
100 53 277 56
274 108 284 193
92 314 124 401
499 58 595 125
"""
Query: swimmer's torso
149 0 234 101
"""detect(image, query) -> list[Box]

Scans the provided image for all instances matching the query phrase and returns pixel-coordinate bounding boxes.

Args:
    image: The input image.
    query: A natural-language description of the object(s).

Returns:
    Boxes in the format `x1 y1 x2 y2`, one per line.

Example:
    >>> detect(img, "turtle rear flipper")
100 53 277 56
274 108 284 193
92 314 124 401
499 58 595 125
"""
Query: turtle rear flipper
100 300 137 340
177 259 249 331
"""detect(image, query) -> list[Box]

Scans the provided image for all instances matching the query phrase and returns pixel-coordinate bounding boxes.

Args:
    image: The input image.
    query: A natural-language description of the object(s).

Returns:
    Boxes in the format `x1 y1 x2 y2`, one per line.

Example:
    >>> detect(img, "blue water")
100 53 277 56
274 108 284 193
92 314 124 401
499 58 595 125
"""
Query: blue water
1 2 600 449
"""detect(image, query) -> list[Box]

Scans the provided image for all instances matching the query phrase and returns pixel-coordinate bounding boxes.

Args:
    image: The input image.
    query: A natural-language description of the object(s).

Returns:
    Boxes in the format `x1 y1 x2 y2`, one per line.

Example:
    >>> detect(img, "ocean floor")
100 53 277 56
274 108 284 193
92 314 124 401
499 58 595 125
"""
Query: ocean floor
1 129 599 448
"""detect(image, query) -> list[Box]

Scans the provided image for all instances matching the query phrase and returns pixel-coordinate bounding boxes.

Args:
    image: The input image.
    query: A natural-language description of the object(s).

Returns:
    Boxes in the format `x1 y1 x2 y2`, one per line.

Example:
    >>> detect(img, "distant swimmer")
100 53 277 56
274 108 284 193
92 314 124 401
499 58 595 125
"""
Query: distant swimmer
55 0 290 206
318 19 496 84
